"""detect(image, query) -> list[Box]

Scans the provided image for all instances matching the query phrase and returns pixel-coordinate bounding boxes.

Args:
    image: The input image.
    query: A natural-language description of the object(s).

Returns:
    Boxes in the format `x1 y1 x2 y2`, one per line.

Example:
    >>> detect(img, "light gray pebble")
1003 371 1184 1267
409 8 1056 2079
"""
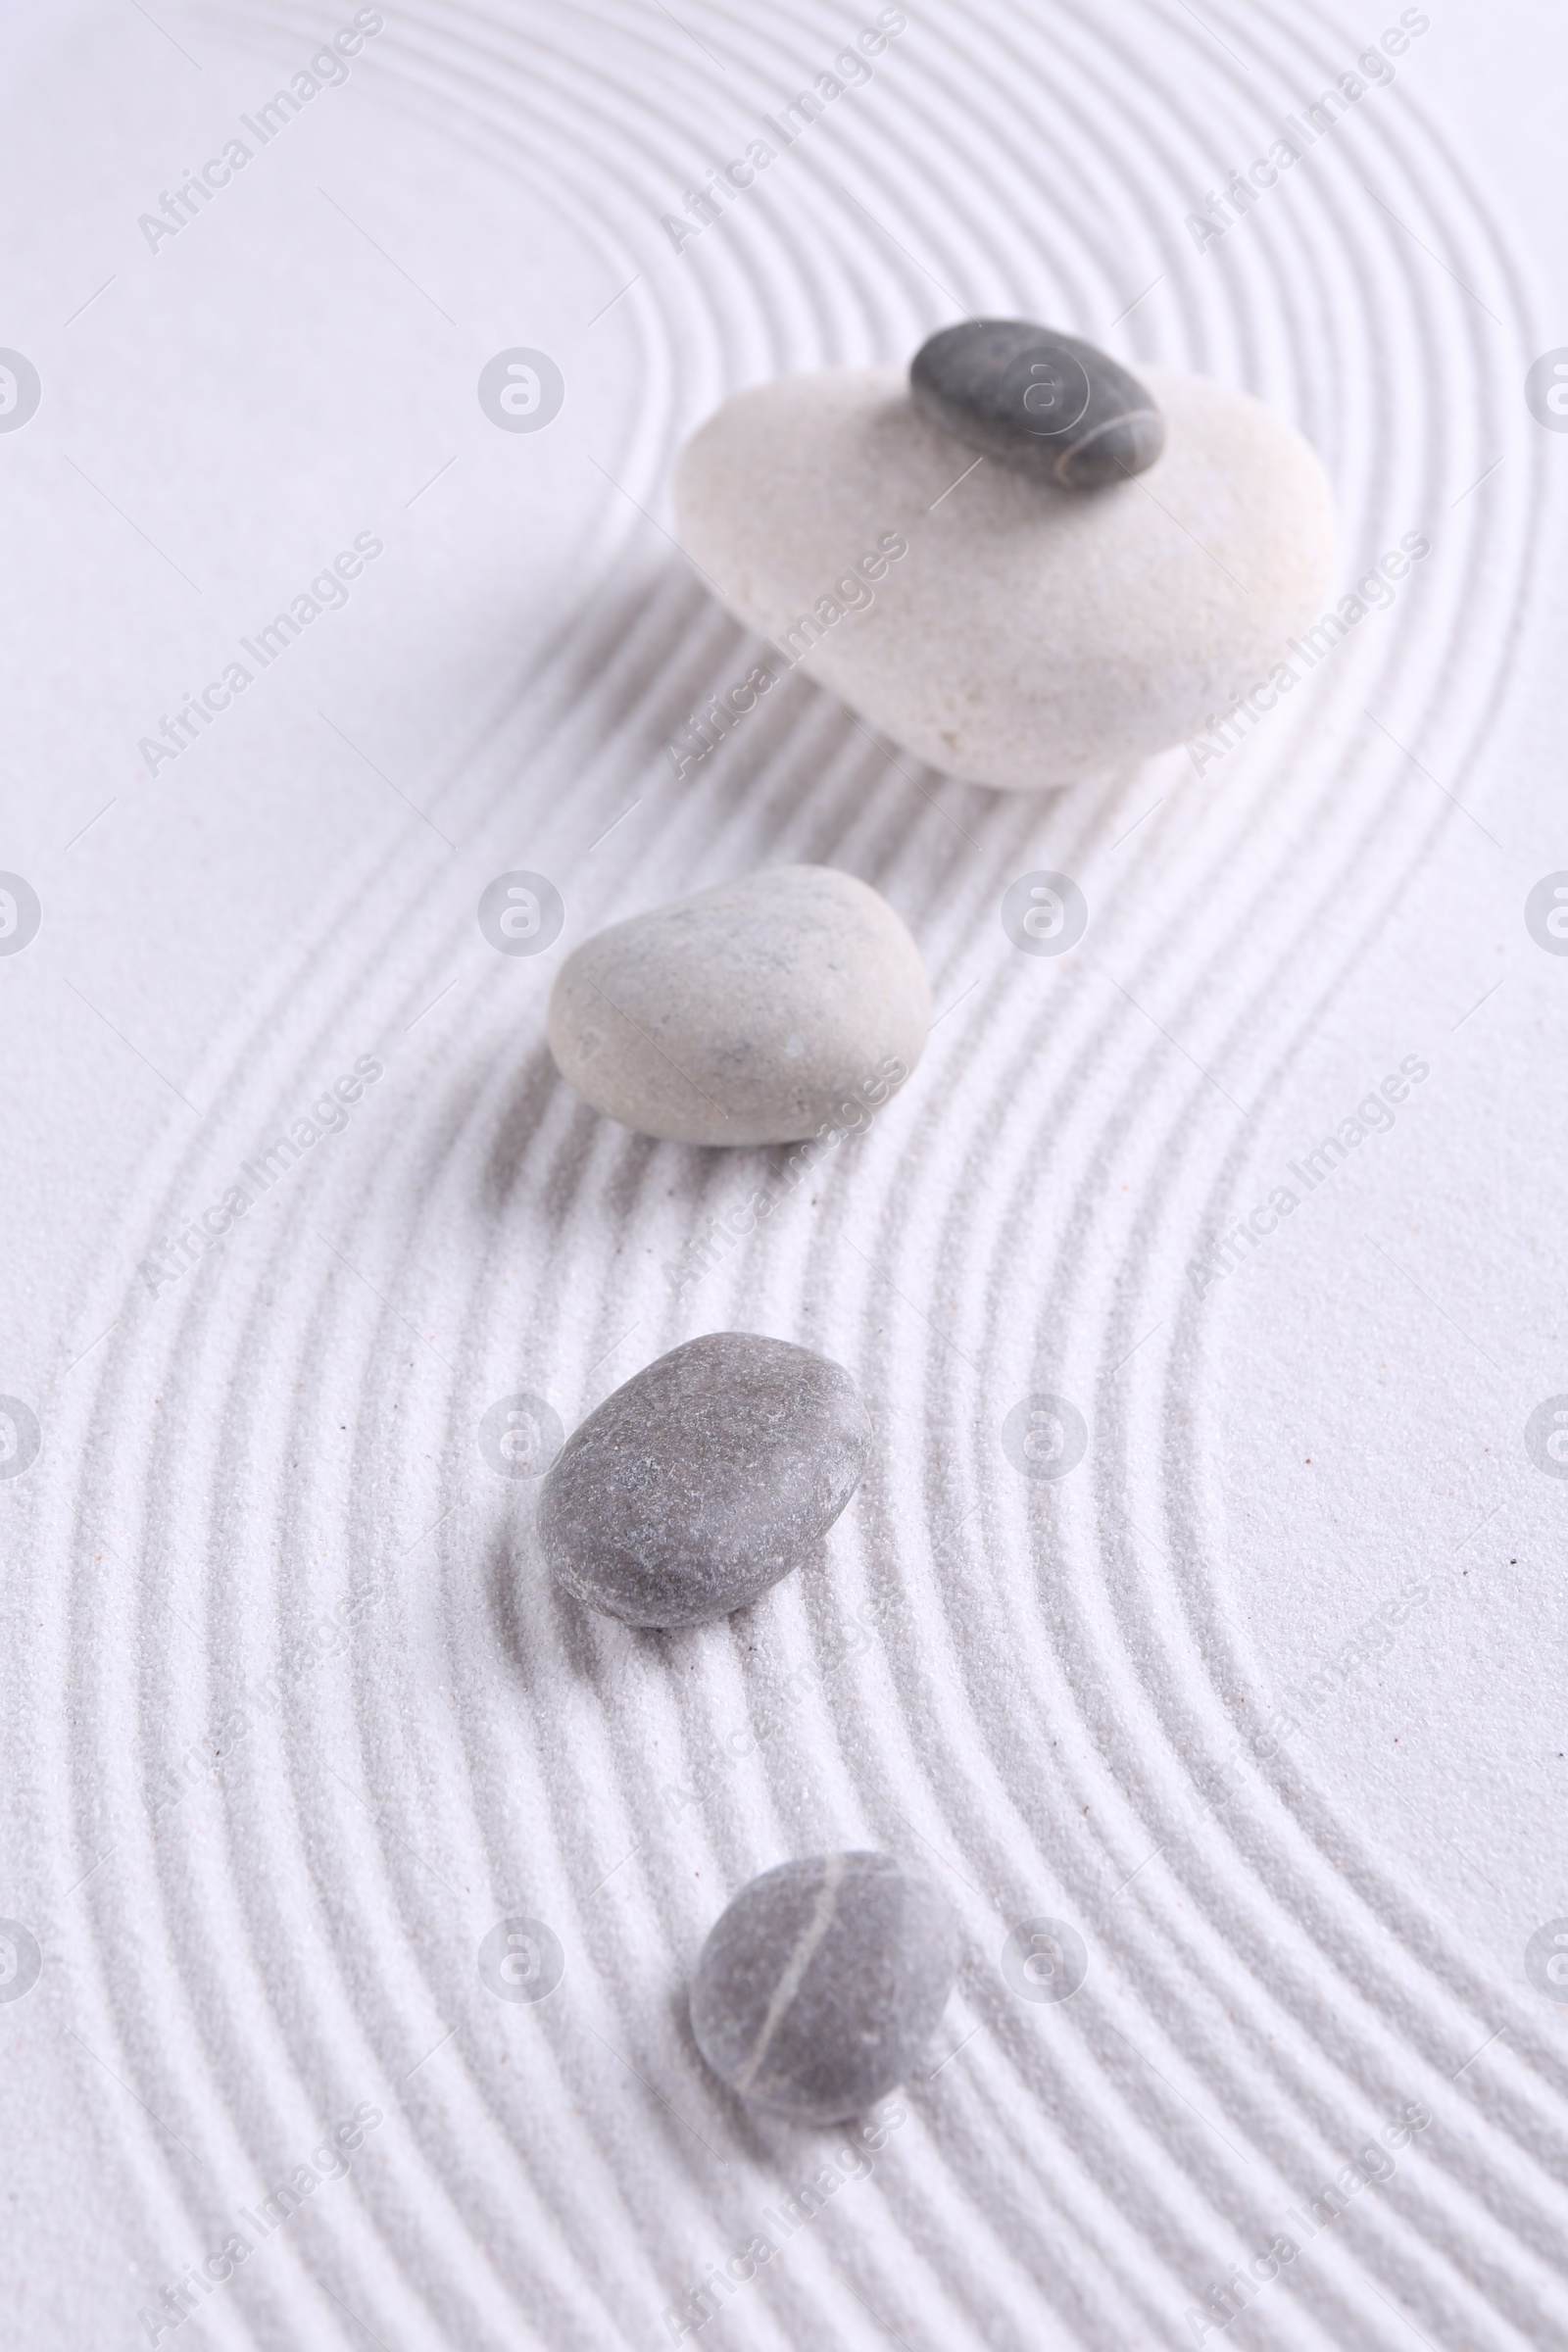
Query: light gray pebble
910 318 1164 488
538 1334 869 1629
546 865 930 1147
690 1851 957 2123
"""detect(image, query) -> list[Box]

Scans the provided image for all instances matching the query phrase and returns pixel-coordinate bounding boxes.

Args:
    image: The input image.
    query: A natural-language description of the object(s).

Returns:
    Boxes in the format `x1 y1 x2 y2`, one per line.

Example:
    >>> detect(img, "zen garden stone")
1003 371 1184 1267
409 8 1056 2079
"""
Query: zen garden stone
674 357 1336 788
690 1852 958 2123
910 319 1166 488
547 864 930 1147
537 1334 870 1628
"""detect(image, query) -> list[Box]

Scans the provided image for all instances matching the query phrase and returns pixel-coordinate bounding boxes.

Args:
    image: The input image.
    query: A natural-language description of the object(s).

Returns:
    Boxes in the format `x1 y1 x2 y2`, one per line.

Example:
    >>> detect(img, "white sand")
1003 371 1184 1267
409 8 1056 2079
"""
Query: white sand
1 3 1564 2349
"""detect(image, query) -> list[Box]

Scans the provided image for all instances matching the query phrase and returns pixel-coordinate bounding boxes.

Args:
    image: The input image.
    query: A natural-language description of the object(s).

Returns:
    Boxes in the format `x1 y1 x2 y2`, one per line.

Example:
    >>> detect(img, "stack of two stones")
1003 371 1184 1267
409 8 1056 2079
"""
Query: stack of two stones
674 318 1338 788
535 321 1338 2121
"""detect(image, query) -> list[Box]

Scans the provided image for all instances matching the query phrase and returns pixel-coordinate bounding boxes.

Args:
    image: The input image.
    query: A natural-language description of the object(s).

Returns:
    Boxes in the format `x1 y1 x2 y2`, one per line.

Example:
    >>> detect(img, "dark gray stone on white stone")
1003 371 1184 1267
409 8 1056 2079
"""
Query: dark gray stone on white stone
674 368 1335 788
538 1334 869 1629
910 319 1165 488
690 1851 957 2123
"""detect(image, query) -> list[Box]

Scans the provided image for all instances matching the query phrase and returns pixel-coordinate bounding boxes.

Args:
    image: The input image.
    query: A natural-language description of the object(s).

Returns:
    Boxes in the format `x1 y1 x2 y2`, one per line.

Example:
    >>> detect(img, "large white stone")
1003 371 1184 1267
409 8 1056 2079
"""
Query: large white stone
672 366 1338 790
547 864 930 1146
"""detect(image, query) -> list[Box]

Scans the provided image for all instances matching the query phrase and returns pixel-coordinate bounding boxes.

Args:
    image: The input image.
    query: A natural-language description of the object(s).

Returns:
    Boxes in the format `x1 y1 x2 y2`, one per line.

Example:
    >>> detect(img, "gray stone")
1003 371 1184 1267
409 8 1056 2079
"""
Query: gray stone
690 1852 957 2123
538 1334 869 1628
910 319 1164 488
547 864 929 1147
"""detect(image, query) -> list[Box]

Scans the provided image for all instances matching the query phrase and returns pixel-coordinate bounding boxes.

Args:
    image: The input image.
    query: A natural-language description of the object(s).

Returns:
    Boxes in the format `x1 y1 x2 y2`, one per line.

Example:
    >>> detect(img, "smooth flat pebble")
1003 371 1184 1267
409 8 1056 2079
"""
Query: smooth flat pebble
910 318 1165 488
547 864 930 1146
537 1333 870 1628
674 366 1337 789
690 1852 958 2123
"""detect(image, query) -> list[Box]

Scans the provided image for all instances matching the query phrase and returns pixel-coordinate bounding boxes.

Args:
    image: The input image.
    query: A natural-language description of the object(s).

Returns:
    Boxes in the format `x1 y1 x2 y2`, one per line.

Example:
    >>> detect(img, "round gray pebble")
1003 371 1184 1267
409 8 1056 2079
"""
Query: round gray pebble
538 1334 870 1628
910 318 1164 488
690 1852 957 2123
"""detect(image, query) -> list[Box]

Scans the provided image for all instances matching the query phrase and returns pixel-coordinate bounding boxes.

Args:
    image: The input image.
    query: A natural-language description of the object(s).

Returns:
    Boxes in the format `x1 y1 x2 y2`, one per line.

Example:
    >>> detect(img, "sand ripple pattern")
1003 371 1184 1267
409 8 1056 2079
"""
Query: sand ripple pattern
21 1 1561 2345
